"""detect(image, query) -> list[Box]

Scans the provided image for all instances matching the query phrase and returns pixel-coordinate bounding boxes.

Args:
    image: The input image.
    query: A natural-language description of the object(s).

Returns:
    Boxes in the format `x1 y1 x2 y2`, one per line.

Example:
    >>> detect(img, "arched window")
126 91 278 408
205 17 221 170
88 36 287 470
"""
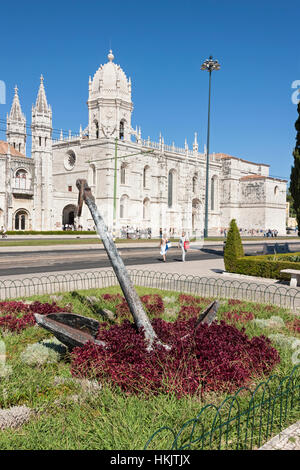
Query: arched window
168 170 176 208
211 175 218 211
143 166 150 188
143 198 150 220
192 175 197 193
120 195 129 219
119 120 125 140
89 164 96 186
15 169 28 189
121 163 126 185
15 209 28 230
274 186 279 196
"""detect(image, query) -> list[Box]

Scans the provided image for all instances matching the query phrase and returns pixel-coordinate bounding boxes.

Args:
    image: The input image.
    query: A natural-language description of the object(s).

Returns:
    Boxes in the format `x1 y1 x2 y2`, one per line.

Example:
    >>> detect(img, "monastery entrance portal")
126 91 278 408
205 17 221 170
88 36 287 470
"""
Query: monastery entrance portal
62 204 77 227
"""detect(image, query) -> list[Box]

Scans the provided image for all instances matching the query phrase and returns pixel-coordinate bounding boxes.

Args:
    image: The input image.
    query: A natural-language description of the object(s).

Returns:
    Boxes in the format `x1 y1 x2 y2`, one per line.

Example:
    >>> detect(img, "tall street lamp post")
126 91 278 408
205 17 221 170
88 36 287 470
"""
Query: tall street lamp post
201 55 220 238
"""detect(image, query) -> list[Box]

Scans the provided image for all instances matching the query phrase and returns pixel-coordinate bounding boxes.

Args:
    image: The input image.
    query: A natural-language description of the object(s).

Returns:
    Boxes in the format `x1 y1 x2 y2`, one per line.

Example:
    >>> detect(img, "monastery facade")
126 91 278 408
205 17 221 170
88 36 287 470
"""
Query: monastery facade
0 51 287 236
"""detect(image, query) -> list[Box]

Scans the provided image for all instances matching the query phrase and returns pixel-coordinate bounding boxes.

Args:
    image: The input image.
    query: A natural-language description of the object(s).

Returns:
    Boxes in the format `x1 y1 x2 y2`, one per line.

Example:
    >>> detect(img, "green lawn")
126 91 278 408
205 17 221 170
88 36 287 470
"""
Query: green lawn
0 235 298 247
0 286 299 450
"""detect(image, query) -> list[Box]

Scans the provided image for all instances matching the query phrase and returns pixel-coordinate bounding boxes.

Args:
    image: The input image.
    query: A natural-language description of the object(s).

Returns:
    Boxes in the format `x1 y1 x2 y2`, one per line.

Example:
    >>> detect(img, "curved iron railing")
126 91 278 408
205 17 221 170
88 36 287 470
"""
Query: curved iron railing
144 365 300 450
0 269 299 311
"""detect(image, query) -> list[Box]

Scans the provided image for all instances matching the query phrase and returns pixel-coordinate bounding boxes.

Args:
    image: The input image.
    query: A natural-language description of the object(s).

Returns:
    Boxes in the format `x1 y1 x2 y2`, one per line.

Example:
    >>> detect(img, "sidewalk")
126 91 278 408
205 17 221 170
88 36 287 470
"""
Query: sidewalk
259 421 300 450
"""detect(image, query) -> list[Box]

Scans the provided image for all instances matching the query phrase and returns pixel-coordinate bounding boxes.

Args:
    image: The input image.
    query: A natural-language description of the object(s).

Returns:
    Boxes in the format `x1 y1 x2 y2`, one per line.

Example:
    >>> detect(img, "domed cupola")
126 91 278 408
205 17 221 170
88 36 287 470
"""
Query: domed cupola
87 50 133 141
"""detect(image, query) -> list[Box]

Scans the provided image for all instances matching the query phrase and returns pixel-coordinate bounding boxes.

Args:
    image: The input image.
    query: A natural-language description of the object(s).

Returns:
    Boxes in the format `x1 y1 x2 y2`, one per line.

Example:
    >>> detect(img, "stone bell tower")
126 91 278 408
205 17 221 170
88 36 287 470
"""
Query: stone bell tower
87 50 133 141
31 75 53 230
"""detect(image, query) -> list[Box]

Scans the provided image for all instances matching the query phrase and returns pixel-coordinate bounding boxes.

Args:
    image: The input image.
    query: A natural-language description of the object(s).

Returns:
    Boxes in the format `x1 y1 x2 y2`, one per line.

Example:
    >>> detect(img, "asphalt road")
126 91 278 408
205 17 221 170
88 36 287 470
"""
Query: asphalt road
0 242 299 277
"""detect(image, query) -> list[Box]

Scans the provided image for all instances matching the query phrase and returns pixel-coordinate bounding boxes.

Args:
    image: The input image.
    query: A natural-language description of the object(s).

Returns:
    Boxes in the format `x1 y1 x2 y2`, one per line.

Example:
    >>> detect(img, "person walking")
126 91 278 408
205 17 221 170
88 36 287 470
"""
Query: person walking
1 226 7 239
179 231 189 262
160 233 168 262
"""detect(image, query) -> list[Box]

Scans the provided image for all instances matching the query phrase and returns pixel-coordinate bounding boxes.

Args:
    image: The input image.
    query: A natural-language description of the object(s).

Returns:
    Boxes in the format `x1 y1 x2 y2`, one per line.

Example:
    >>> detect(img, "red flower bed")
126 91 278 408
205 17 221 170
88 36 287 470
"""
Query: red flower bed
223 310 254 325
0 301 70 333
71 318 280 397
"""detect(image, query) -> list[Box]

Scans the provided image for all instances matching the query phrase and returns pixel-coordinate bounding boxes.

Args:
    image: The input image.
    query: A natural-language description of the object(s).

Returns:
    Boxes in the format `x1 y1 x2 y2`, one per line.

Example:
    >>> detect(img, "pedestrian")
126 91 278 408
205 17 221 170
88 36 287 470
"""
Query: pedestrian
0 226 7 239
179 231 189 262
160 233 168 262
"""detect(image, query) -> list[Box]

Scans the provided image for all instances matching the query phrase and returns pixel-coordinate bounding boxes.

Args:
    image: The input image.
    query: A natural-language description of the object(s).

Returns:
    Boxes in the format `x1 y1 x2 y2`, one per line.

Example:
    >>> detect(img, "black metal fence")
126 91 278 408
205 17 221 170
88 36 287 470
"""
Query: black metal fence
1 269 300 311
144 365 300 450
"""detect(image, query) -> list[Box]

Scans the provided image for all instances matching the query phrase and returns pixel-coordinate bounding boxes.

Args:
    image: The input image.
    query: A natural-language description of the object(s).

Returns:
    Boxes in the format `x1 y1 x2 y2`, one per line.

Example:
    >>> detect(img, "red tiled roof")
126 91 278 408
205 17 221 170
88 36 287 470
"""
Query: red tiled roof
0 141 26 157
214 153 269 167
240 174 287 182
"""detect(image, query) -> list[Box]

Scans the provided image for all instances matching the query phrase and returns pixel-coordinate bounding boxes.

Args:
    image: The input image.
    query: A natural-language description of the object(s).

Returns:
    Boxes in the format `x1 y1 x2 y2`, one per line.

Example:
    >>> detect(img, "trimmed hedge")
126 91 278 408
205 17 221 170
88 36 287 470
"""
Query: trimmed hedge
6 231 97 235
234 252 300 281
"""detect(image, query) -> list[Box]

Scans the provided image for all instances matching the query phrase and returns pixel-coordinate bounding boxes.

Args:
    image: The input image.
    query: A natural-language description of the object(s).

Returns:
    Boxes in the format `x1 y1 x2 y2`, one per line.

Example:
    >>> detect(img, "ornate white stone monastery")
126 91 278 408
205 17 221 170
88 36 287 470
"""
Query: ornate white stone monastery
0 50 287 235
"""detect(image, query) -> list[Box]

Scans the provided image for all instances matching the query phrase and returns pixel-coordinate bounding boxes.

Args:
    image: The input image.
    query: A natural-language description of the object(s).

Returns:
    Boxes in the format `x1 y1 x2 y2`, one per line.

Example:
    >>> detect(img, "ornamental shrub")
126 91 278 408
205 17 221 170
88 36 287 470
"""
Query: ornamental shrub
224 219 244 272
71 318 280 397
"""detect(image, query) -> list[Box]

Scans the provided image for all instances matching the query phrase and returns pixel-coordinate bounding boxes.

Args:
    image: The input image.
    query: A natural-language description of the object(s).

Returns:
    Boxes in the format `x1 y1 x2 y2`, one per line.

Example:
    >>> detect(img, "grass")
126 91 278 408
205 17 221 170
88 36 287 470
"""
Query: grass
0 286 299 450
0 235 298 247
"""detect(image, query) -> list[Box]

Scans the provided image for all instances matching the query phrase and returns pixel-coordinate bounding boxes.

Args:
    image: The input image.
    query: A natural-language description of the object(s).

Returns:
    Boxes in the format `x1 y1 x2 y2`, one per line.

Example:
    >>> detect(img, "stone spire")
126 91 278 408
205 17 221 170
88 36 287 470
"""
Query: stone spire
6 85 26 154
193 132 198 153
8 85 25 122
31 74 52 152
34 75 51 115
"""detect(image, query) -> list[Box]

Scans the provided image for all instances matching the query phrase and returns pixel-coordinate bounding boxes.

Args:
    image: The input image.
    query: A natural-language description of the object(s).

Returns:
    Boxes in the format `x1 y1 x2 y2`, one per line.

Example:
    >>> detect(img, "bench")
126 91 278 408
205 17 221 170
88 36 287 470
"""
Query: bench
280 269 300 287
263 243 290 255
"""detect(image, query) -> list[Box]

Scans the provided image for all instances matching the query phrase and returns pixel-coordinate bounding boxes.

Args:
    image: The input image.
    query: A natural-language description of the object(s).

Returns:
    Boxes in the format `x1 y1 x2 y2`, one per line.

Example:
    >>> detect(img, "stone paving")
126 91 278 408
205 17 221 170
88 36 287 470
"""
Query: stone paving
259 421 300 450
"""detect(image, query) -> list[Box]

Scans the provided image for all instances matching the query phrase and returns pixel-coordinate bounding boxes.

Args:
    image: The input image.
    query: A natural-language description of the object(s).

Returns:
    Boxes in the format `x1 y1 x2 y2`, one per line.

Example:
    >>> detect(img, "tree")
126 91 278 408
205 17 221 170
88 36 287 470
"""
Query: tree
287 189 296 218
290 102 300 236
224 219 244 272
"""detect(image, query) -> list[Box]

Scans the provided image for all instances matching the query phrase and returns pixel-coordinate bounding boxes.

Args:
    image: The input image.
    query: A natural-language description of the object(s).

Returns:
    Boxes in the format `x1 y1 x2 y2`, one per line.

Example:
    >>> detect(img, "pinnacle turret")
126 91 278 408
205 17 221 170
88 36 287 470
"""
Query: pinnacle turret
33 75 51 115
6 85 26 154
31 75 52 153
8 85 26 122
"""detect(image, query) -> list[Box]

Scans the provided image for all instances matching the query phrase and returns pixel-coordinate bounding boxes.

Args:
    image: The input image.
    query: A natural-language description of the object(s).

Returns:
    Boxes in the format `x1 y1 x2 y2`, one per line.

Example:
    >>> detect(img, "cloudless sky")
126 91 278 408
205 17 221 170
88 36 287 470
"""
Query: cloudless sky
1 0 299 180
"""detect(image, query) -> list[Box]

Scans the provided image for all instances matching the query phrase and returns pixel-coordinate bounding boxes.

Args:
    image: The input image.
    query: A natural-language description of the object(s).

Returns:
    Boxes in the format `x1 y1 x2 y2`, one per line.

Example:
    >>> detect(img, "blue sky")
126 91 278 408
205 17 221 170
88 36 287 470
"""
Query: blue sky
0 0 299 180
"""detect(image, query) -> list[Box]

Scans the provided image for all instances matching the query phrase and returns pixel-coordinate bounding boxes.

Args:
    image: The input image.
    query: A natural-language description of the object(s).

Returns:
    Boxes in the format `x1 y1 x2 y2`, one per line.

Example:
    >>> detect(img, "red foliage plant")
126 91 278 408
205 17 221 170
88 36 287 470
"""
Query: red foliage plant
286 318 300 335
223 310 254 325
71 318 280 397
178 305 201 321
178 294 211 306
140 295 164 316
113 294 164 319
0 301 70 333
101 293 124 303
